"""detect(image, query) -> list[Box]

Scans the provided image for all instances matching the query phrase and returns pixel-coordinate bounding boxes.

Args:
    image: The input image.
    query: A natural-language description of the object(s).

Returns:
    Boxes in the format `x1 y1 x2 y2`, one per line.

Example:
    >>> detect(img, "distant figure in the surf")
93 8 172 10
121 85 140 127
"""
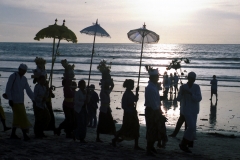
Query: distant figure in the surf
173 72 179 94
210 75 218 101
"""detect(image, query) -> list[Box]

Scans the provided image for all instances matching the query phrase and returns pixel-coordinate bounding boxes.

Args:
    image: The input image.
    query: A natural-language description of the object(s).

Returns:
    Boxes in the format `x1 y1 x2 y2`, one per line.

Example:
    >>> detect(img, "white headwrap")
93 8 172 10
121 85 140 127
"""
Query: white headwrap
19 63 28 71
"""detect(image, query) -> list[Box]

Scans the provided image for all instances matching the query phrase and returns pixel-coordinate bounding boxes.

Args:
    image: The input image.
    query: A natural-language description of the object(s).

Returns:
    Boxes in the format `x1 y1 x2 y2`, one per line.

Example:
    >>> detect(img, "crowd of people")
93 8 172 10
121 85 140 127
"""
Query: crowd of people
1 62 208 156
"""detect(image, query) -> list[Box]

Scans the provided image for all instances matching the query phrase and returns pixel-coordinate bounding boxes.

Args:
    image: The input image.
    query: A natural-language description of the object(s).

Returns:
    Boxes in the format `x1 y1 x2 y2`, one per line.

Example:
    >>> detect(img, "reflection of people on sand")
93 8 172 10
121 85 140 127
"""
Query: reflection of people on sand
209 101 217 126
177 72 202 153
210 75 218 101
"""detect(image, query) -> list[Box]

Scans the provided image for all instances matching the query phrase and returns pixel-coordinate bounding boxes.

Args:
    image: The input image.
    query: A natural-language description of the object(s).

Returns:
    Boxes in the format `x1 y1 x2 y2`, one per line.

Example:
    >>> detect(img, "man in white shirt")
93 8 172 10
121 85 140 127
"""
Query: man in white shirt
5 64 34 141
177 72 202 153
145 67 168 156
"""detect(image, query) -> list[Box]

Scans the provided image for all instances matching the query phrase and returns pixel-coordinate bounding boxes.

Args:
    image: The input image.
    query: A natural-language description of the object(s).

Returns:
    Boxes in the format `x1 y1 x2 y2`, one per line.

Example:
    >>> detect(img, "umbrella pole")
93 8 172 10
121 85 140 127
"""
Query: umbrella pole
137 39 144 88
135 39 144 109
88 33 96 87
49 37 56 87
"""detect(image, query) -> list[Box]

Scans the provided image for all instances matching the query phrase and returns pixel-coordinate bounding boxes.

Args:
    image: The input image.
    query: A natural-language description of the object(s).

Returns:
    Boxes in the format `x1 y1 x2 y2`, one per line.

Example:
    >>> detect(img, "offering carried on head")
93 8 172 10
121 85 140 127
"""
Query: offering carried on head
61 59 75 80
97 60 113 89
32 57 47 83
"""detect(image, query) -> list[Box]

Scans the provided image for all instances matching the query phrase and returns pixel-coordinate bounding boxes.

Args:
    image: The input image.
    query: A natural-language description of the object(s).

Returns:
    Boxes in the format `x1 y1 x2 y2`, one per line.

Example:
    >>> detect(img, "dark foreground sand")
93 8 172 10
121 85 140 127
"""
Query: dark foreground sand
0 112 240 160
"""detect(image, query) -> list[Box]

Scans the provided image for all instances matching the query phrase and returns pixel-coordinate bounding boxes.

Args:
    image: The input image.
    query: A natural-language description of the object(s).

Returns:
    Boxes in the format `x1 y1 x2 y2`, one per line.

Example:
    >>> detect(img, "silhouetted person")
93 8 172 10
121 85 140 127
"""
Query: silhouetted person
145 68 168 156
87 84 99 128
177 72 202 153
173 72 179 94
210 75 218 101
5 64 34 141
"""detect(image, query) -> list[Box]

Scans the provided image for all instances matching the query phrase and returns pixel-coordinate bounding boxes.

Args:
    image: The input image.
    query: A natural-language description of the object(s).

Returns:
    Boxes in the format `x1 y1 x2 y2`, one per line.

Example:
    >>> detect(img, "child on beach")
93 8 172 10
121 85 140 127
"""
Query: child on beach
112 79 143 150
33 75 51 138
87 84 99 128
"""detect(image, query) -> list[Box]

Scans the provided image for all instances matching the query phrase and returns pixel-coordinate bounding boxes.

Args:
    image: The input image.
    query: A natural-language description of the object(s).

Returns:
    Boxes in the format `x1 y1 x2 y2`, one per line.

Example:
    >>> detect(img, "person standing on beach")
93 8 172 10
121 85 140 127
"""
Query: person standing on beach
87 84 99 128
33 75 51 138
5 64 34 141
163 74 170 97
177 72 202 153
56 79 75 138
145 67 168 156
173 72 179 94
210 75 218 101
112 79 143 150
73 80 89 143
169 73 174 94
96 79 116 143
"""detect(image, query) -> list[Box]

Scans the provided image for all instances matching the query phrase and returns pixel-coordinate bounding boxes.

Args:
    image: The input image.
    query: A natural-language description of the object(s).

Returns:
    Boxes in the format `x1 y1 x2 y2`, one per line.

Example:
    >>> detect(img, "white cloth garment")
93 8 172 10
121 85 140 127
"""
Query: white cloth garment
74 89 89 113
177 83 202 115
144 81 161 110
5 72 34 103
34 84 47 109
99 89 112 113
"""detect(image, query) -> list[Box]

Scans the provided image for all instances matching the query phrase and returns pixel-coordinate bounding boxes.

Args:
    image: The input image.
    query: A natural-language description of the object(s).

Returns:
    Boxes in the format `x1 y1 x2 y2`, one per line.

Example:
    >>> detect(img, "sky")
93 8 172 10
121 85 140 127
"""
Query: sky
0 0 240 44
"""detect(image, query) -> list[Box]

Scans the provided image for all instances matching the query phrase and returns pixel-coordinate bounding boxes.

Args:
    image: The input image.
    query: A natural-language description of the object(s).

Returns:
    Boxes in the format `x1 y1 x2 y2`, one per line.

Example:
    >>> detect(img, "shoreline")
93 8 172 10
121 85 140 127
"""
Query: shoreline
1 112 240 159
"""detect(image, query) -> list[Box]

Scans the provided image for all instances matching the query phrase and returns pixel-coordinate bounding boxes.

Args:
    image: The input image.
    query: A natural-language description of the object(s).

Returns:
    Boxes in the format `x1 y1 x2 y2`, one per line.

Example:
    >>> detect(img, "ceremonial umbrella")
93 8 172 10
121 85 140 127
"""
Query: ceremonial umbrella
127 23 159 88
34 19 77 87
80 19 111 87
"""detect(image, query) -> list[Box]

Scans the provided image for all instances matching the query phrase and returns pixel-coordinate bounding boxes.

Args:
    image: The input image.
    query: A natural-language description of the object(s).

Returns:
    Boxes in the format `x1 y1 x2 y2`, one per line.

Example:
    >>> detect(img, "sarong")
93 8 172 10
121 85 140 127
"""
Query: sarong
33 105 51 135
12 103 32 129
44 101 56 131
97 108 116 135
145 107 168 143
117 110 139 140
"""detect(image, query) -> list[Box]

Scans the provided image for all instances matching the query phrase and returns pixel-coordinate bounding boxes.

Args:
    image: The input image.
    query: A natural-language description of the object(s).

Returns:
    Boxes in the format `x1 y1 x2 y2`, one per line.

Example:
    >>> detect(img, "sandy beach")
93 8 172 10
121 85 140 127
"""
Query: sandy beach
0 110 240 160
1 74 240 159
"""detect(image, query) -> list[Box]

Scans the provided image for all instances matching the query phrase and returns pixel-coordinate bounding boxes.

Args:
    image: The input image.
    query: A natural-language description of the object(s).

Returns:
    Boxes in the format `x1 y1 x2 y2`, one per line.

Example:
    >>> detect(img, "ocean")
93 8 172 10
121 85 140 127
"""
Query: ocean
0 43 240 134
